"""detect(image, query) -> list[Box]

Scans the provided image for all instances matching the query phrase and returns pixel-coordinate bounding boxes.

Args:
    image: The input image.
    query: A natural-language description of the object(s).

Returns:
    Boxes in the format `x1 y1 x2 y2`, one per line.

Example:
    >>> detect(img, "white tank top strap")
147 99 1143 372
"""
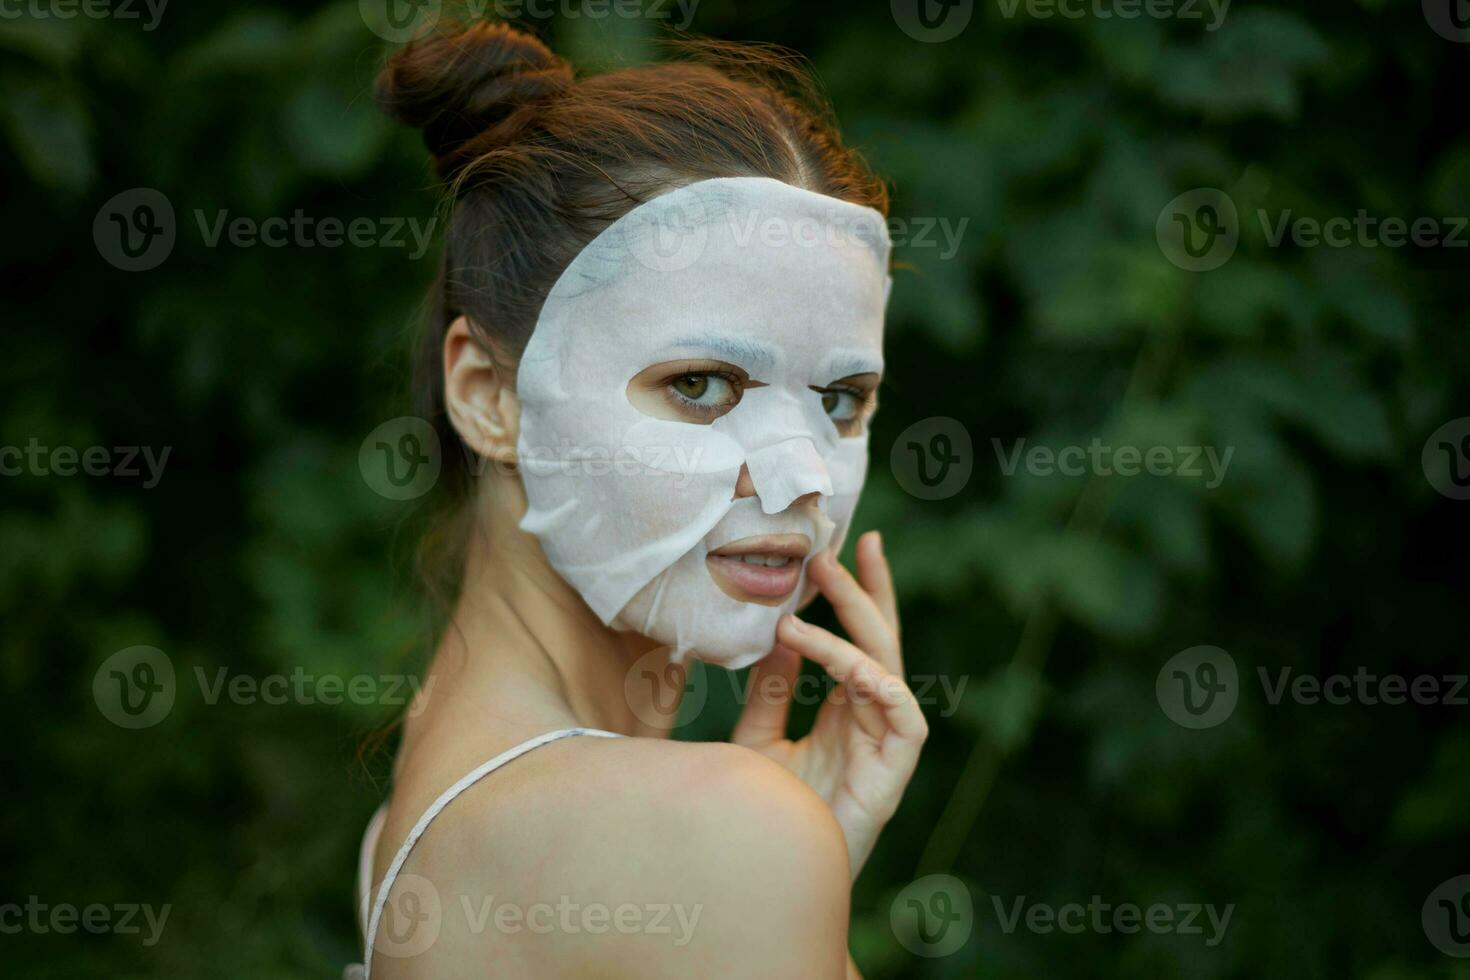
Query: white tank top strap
358 726 625 979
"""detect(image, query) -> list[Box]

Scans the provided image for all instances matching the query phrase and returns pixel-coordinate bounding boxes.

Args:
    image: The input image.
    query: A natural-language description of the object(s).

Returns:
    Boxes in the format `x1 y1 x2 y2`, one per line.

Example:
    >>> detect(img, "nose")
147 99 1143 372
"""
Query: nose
732 465 819 508
741 438 833 515
733 464 757 499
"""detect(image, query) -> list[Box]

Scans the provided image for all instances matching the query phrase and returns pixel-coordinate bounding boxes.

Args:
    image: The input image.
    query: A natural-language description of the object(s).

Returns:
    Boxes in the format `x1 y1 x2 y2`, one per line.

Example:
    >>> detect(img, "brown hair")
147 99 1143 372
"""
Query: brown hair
375 19 888 597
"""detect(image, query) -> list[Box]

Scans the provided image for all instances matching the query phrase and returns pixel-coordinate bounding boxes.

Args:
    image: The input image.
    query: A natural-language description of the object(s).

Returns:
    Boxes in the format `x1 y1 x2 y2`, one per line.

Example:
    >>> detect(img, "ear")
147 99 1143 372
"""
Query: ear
443 316 520 468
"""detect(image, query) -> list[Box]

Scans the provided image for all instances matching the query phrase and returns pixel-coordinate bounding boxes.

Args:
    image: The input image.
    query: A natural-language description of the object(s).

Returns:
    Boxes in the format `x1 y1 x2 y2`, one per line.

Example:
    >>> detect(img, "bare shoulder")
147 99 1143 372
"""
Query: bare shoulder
378 737 850 979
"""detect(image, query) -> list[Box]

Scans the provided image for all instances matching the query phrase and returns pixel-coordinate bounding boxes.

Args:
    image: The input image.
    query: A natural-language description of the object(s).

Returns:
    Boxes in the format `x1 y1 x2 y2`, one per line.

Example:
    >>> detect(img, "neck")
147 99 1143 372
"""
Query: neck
409 489 684 746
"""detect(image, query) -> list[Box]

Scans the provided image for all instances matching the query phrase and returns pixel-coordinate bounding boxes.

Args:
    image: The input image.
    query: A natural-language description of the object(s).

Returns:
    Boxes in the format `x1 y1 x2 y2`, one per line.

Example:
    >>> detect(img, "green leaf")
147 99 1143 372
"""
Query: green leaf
1154 10 1330 120
957 665 1047 754
0 76 94 193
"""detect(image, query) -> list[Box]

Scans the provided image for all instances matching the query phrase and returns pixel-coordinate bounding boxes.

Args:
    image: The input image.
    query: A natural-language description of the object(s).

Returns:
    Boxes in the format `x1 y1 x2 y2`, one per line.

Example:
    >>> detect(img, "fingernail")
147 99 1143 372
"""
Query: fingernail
783 615 806 633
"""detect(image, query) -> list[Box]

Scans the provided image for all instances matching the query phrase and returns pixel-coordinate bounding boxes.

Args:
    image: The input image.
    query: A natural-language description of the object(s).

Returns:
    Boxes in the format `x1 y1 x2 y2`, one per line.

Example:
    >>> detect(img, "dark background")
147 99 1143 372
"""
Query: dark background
3 0 1469 976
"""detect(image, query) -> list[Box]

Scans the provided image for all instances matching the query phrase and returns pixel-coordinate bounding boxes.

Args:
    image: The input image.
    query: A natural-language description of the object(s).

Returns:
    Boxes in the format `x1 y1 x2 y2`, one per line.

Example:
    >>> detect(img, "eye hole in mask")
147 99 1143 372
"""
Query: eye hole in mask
626 359 766 425
627 361 882 437
811 372 881 437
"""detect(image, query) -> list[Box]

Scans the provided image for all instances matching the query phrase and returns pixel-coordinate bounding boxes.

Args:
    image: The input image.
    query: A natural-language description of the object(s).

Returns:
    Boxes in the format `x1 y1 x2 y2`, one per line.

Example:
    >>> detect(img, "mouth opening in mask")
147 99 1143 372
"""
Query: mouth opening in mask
705 532 813 605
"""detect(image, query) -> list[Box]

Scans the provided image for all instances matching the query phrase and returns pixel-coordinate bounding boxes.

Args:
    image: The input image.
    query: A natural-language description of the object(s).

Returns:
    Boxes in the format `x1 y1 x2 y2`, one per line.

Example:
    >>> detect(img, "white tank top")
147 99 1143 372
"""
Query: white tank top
347 727 625 979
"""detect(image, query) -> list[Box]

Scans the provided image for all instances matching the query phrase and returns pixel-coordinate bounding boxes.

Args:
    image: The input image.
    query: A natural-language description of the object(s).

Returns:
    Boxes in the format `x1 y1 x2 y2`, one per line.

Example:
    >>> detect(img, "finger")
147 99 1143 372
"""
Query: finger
871 670 929 744
731 644 801 746
777 616 898 741
807 548 900 670
855 531 900 640
842 657 916 743
847 660 929 781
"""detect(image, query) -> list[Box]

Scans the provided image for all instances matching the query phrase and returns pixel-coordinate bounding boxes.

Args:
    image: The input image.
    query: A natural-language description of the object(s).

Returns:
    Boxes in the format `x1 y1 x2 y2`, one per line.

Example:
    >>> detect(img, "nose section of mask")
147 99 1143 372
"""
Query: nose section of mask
744 438 832 514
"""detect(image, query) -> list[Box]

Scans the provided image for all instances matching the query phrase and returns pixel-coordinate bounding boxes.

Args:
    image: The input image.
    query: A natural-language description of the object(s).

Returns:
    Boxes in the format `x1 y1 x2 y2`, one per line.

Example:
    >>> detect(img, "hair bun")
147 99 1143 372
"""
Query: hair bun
375 22 573 178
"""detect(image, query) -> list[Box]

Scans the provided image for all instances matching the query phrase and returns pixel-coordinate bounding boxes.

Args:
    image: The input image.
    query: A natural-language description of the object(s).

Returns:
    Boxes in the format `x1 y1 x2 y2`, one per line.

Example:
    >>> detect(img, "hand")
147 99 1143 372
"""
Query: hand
732 531 928 879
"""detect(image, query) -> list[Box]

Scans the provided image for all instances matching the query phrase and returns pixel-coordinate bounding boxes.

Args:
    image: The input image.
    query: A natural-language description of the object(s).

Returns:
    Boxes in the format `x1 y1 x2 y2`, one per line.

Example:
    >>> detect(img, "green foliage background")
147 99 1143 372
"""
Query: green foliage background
2 0 1468 976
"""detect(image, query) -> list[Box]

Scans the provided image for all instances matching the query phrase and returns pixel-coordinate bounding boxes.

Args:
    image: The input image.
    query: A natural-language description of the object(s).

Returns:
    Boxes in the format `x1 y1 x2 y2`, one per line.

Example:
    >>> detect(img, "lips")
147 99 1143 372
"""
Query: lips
705 533 812 603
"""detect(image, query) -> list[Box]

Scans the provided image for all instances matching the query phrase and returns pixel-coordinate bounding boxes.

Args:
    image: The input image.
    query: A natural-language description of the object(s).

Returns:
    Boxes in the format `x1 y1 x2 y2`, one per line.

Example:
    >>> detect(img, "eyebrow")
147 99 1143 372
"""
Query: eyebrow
824 353 884 380
665 335 778 372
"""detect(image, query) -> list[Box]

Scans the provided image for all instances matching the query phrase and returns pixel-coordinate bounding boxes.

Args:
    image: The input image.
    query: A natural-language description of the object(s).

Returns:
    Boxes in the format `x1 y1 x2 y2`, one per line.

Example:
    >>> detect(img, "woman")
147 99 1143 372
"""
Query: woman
356 21 927 978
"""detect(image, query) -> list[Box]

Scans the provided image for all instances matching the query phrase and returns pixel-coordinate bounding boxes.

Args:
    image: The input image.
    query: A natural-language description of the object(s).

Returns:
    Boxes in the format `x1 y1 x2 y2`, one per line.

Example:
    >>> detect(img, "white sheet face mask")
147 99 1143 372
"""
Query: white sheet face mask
515 177 892 669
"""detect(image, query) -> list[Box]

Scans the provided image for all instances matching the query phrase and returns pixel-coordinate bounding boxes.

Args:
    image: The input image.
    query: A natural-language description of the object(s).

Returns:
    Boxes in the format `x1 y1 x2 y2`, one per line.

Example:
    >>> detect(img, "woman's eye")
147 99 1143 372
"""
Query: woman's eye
811 375 879 436
821 388 861 421
671 373 731 404
626 360 752 425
